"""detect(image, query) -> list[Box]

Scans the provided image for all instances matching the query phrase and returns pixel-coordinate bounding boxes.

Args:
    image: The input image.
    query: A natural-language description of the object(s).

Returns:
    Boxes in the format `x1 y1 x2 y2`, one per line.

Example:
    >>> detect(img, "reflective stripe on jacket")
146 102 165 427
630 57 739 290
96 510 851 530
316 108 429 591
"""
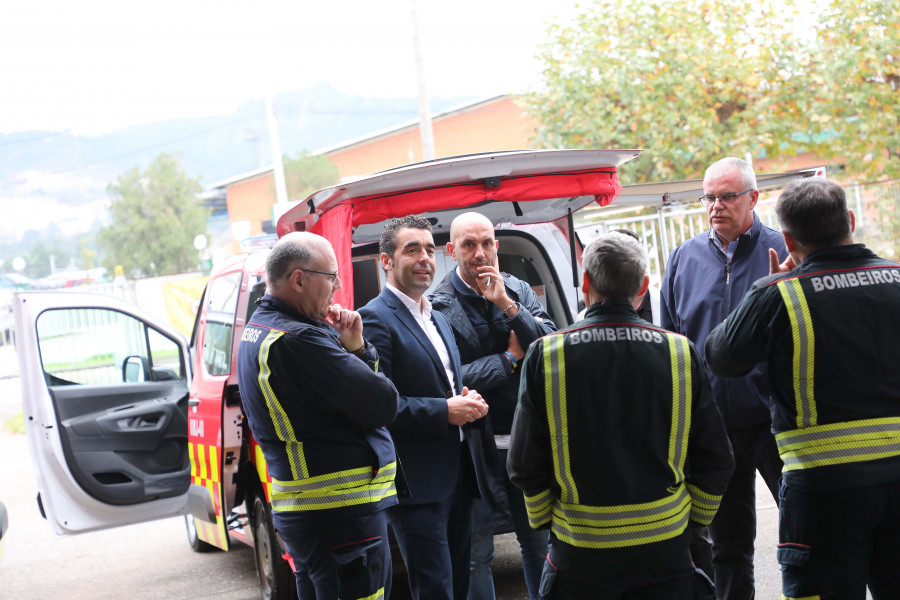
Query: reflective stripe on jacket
773 275 900 471
706 244 900 487
509 301 734 550
236 295 400 515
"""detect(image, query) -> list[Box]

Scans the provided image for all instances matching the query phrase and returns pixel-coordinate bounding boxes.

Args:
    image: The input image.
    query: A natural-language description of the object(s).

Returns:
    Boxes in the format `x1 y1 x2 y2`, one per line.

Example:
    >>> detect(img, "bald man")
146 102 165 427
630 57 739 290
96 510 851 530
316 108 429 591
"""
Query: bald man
430 212 556 600
237 232 400 600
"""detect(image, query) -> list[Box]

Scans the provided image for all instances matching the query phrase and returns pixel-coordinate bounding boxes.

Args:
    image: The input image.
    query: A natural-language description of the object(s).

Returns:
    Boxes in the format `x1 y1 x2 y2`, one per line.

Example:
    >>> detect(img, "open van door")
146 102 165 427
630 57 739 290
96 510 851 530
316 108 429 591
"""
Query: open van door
13 291 211 535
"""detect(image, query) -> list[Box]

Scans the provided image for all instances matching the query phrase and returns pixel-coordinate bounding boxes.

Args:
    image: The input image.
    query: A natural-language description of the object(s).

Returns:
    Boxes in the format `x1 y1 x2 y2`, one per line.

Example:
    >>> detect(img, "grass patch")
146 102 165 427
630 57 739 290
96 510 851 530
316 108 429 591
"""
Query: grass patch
2 411 25 435
44 352 115 371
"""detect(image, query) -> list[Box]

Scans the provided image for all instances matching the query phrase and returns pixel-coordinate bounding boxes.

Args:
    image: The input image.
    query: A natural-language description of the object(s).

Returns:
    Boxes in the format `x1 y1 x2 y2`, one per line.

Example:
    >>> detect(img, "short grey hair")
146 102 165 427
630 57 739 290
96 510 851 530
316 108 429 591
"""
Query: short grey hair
776 179 851 250
582 232 648 300
265 234 314 283
705 157 757 190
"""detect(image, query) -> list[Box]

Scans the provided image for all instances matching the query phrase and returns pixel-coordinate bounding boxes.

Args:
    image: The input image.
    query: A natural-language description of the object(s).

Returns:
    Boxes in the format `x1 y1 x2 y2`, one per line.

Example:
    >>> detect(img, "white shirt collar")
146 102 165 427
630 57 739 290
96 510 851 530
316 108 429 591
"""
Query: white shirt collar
386 283 432 318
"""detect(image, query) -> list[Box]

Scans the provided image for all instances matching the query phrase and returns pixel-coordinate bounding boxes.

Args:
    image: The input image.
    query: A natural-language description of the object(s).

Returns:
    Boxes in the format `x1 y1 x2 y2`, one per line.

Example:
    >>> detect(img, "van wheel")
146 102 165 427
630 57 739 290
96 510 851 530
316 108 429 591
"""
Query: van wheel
252 496 297 600
184 515 217 553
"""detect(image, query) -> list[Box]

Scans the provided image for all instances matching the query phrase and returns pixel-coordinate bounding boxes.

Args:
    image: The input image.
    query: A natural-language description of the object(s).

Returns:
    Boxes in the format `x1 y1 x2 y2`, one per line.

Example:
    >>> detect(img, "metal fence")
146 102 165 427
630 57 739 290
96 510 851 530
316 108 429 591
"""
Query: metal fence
576 179 900 285
0 281 138 380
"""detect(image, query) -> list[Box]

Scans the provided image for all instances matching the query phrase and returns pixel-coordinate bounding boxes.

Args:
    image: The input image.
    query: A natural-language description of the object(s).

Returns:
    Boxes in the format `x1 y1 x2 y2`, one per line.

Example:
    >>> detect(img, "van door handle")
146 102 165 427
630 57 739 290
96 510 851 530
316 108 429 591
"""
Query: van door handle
188 395 200 408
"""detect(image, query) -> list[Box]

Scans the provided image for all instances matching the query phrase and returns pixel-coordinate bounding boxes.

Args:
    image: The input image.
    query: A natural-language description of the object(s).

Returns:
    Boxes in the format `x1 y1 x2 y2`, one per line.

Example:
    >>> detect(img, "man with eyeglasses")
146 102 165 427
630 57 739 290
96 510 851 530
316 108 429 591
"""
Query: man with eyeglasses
660 157 788 600
237 231 400 600
705 179 900 599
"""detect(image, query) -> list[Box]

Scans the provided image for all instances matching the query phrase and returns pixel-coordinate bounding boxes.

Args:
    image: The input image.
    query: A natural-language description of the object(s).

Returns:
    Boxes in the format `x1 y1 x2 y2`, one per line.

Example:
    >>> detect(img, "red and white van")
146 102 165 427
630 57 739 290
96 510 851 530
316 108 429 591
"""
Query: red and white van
12 149 824 599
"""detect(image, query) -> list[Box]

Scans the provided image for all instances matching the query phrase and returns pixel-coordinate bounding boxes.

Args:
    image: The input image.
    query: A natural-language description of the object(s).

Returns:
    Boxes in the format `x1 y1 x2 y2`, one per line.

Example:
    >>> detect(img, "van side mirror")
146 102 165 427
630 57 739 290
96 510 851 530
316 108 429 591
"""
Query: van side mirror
123 355 150 383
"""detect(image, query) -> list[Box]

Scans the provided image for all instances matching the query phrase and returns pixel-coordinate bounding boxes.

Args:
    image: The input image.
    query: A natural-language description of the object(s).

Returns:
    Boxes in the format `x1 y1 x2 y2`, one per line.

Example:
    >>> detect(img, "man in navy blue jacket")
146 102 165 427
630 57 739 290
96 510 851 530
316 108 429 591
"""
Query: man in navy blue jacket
359 215 490 600
660 157 787 600
237 232 400 600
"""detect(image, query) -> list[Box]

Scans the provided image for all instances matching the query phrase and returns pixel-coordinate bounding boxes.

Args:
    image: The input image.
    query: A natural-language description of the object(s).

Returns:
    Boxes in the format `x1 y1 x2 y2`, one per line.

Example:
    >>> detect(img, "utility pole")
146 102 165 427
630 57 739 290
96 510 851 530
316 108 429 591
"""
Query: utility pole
266 96 289 204
410 0 435 161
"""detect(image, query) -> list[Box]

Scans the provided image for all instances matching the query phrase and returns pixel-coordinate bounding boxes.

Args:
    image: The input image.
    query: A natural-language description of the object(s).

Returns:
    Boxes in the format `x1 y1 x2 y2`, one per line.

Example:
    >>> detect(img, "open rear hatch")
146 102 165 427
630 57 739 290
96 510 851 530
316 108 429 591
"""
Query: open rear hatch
276 149 642 307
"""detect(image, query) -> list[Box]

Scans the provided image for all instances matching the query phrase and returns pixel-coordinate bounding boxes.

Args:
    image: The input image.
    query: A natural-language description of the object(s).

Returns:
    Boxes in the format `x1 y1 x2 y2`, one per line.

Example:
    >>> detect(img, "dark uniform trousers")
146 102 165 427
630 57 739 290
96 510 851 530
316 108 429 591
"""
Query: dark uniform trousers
778 478 900 600
274 509 392 600
538 530 699 600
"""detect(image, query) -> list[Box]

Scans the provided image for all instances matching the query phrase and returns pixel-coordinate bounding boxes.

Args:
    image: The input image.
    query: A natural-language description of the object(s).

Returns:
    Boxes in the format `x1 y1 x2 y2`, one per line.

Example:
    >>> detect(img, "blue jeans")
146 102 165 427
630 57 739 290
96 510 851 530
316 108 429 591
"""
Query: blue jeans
469 448 548 600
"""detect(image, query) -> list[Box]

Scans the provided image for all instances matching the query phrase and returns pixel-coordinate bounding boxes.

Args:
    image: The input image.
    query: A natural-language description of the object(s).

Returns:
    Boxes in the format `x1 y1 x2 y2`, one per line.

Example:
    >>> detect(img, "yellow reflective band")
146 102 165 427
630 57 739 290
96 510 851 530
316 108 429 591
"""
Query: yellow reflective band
782 595 820 600
543 334 578 504
208 445 219 482
270 463 398 512
524 489 553 529
254 444 272 502
351 587 386 600
271 482 397 512
550 484 690 548
667 334 691 482
258 330 309 480
777 279 817 429
686 483 723 526
273 462 397 493
777 417 900 471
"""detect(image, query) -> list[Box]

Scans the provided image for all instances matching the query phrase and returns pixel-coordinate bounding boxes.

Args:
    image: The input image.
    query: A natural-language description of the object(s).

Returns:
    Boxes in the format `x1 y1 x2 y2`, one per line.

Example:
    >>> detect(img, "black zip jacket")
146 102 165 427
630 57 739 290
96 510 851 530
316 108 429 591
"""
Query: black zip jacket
706 244 900 491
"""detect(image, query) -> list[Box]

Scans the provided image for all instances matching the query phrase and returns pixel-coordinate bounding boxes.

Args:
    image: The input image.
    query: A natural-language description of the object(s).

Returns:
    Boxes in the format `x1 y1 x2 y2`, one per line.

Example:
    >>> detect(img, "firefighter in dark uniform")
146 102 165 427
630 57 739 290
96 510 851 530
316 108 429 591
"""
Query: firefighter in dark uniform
508 231 735 599
236 231 400 600
706 179 900 599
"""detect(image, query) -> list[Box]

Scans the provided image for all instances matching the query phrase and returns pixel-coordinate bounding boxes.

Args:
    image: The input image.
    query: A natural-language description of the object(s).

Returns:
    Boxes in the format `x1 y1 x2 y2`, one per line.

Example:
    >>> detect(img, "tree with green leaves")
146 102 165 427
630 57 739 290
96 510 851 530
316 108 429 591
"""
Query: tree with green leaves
281 151 340 201
529 0 898 183
804 0 899 179
23 240 70 279
99 153 207 278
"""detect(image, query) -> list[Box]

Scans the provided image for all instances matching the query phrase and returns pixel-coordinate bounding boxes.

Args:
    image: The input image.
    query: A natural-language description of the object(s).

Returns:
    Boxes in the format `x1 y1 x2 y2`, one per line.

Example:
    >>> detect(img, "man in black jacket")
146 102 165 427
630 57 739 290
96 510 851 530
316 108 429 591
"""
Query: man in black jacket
509 231 734 599
706 180 900 599
430 212 555 600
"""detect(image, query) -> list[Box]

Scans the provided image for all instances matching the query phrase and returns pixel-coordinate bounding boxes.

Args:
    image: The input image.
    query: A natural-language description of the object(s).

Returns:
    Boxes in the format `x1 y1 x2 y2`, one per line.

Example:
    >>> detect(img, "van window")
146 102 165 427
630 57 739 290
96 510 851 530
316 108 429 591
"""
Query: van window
202 272 242 376
352 256 382 309
36 307 185 386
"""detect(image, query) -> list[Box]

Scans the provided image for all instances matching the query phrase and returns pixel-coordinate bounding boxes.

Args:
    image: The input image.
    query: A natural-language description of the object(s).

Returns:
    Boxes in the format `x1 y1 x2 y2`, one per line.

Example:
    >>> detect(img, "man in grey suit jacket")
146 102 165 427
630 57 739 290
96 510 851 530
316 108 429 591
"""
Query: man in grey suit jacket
359 214 489 600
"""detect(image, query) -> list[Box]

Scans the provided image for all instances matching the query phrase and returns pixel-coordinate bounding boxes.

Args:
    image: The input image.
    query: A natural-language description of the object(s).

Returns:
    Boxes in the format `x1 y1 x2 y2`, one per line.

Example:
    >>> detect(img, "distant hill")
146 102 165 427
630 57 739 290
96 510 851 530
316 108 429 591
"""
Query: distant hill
0 82 472 211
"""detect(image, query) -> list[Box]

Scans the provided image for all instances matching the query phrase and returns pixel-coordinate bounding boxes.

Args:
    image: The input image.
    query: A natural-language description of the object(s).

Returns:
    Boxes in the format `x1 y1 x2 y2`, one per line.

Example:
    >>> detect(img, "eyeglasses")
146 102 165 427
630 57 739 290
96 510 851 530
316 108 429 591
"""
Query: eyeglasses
699 189 754 206
298 268 340 284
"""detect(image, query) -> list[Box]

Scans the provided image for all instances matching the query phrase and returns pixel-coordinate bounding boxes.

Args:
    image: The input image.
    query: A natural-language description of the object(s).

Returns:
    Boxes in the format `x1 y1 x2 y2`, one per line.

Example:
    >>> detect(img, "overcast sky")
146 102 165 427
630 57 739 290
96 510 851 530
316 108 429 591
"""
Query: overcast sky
1 0 579 136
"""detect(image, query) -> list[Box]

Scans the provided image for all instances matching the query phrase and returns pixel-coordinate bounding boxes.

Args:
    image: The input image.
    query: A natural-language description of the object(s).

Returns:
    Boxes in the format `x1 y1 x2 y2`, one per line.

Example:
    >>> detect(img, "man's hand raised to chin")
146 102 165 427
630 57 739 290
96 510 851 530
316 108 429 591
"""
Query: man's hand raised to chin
326 303 365 353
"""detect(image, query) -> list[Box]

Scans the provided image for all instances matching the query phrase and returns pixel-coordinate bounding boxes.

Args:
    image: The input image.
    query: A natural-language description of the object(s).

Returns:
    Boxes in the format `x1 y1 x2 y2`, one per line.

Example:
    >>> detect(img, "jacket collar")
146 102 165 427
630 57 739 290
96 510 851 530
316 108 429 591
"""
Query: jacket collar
257 294 323 328
802 243 875 264
708 212 762 259
583 298 638 319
